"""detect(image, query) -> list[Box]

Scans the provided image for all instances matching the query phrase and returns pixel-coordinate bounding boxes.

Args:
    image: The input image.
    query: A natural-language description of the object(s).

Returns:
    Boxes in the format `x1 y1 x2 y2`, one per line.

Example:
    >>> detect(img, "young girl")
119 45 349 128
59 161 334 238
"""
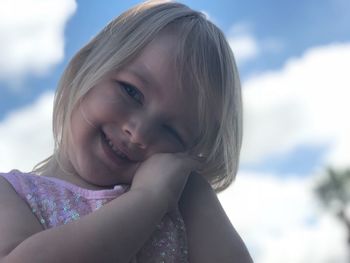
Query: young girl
0 1 252 262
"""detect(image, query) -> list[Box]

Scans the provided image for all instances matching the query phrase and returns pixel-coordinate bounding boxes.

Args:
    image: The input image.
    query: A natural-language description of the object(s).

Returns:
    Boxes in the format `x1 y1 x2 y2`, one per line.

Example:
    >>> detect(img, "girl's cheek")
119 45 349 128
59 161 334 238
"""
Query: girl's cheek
101 101 127 122
153 138 185 155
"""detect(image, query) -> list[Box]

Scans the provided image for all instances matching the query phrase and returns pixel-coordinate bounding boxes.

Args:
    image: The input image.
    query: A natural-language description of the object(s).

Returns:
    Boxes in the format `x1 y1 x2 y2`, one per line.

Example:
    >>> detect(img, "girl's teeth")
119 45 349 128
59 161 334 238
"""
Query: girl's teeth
106 138 127 159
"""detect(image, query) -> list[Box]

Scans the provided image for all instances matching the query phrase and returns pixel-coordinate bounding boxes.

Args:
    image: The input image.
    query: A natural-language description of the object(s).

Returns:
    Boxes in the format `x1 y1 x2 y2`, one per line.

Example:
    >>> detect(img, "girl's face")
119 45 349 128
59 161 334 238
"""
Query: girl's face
64 33 200 188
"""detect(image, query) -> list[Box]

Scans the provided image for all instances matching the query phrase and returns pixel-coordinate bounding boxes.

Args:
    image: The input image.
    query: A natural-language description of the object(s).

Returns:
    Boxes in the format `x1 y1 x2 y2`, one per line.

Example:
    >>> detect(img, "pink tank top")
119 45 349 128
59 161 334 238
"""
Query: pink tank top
1 170 188 262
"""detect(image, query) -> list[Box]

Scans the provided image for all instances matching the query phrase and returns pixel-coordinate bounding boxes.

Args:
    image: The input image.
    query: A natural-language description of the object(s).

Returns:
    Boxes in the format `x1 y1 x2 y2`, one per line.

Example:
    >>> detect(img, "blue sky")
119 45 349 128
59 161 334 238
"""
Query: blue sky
2 0 350 117
1 0 349 176
1 1 350 262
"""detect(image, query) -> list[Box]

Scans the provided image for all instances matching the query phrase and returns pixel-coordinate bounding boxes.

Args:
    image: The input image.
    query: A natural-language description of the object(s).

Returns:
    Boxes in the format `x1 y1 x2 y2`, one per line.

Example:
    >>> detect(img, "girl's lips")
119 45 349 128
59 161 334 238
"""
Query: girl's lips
100 131 131 166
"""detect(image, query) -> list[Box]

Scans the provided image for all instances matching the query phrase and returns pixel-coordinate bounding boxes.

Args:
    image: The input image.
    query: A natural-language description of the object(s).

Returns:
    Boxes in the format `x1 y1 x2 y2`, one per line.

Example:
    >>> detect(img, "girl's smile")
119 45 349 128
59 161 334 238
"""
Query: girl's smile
100 129 135 165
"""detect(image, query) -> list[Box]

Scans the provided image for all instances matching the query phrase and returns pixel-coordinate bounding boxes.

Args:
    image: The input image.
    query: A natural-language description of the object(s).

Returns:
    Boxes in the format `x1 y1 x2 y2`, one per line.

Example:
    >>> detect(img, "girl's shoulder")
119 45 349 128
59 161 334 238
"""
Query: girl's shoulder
0 169 34 191
0 170 128 200
0 171 44 260
0 170 50 203
0 170 28 200
0 170 35 203
0 170 21 194
0 170 43 217
0 170 129 229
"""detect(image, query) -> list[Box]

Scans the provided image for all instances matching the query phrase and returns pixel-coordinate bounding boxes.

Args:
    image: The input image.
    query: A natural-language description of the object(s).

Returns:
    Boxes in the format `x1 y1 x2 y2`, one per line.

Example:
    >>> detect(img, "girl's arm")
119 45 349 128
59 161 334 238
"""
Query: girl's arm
179 173 253 263
0 176 167 263
0 152 199 263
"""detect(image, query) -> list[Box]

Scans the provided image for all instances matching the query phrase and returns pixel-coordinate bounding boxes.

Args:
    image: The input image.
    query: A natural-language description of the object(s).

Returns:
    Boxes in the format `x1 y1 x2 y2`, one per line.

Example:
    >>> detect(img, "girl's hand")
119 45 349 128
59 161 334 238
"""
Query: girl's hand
131 152 202 211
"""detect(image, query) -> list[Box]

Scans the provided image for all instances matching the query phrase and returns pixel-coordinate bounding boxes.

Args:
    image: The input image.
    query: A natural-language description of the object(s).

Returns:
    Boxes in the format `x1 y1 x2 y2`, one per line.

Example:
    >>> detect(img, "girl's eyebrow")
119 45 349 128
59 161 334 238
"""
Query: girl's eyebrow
123 64 159 91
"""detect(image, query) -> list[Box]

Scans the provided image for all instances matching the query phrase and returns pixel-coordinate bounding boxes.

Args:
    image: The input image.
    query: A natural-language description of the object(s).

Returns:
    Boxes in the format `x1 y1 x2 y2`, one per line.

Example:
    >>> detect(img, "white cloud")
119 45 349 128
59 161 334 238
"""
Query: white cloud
219 172 349 263
229 22 254 36
0 0 76 84
229 34 259 63
200 10 211 21
228 22 283 65
241 42 350 169
228 23 259 64
0 92 54 172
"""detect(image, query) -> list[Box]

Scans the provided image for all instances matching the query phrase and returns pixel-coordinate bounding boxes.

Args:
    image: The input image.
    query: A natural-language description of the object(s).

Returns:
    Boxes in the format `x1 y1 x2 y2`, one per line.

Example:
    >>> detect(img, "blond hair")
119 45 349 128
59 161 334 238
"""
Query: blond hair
34 0 242 192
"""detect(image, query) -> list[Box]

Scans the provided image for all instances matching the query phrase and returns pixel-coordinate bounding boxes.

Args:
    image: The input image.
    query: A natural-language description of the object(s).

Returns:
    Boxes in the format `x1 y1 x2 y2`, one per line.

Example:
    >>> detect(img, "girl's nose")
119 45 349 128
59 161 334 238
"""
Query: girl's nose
122 116 153 149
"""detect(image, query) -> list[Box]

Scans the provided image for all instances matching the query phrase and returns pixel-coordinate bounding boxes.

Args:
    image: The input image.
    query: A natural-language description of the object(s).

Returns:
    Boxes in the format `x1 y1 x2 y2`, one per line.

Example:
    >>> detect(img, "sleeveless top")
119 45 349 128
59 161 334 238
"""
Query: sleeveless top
0 170 188 263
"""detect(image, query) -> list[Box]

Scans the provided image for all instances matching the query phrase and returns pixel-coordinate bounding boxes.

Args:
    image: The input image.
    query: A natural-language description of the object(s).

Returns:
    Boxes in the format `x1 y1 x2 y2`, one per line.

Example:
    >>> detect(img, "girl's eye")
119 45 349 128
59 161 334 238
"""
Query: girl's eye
119 81 144 104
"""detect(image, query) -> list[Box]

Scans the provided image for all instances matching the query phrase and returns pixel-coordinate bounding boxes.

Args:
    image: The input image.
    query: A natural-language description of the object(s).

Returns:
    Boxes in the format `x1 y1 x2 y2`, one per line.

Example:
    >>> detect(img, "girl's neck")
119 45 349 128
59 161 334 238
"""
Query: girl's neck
41 155 107 191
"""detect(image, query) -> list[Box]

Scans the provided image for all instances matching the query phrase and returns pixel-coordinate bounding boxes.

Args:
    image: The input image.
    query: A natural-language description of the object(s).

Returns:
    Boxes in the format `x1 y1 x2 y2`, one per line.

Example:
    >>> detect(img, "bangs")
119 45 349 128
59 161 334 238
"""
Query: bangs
168 15 242 190
171 18 224 159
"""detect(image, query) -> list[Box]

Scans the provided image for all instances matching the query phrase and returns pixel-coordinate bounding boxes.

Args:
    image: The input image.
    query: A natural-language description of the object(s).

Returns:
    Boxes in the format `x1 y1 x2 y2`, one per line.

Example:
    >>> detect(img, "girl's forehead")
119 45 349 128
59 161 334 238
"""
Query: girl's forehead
122 33 196 98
